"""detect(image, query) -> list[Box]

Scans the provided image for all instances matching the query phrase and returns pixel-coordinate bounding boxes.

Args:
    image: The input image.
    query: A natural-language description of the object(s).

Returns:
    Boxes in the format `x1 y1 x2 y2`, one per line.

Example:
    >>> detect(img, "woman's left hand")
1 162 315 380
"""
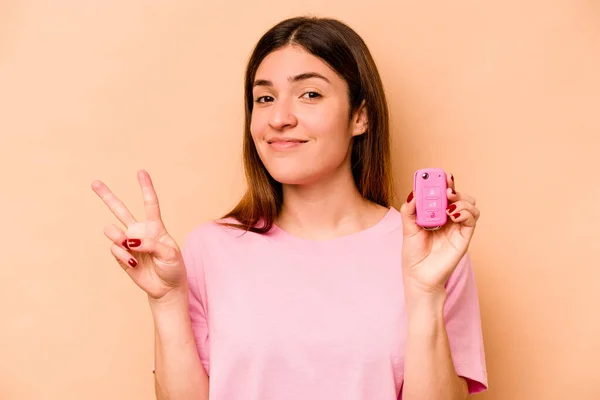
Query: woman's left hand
399 172 480 296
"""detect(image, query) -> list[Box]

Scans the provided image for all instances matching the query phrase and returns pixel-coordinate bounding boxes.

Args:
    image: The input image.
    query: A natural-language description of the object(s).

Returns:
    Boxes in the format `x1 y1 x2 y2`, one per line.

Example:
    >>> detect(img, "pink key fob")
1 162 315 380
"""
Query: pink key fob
414 168 448 230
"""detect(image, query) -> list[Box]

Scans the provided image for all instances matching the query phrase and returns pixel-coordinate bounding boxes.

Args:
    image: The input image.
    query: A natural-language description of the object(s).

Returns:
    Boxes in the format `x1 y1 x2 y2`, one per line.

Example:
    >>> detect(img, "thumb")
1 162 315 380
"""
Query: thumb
124 237 180 264
399 191 421 237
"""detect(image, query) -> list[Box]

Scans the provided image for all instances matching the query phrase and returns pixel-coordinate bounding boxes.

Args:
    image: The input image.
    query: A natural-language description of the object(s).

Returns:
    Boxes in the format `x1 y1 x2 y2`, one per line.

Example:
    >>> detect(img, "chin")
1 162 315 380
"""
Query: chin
265 166 318 186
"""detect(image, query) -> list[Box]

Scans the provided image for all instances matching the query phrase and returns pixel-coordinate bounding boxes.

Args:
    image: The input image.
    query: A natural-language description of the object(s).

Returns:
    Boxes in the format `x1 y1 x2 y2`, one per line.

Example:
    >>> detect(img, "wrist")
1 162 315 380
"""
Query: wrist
404 282 447 317
405 292 446 339
404 275 447 298
149 290 193 335
148 285 189 312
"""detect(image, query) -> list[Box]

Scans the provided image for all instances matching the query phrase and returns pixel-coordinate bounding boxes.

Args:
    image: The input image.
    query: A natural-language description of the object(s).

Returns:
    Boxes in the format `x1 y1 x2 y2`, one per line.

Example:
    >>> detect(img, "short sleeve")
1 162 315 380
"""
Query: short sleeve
151 231 211 375
443 252 488 394
182 231 211 375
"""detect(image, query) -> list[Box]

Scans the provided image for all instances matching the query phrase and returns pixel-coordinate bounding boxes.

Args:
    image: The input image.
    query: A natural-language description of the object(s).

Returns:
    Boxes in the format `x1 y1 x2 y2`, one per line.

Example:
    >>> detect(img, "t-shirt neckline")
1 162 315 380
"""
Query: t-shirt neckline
265 206 402 255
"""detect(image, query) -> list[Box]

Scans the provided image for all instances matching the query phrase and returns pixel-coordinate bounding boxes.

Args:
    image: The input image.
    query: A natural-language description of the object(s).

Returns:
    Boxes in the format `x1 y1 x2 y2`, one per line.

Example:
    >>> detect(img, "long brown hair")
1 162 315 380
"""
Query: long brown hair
220 16 394 233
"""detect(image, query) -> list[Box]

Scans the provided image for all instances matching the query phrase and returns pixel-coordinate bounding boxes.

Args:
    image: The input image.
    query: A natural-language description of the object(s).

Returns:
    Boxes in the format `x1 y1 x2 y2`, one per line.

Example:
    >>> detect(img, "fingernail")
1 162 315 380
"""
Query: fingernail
128 258 137 267
127 239 141 248
452 212 461 218
122 239 129 249
447 204 457 213
407 191 414 203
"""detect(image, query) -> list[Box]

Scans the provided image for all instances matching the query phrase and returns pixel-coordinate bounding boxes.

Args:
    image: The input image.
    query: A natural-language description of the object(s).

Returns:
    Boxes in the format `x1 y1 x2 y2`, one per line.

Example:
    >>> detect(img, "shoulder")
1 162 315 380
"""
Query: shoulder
181 217 275 272
183 216 268 248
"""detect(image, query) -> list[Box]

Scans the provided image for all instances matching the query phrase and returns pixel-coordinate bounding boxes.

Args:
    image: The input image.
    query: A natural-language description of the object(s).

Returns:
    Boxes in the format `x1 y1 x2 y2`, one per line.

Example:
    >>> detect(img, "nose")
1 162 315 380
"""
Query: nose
268 96 298 130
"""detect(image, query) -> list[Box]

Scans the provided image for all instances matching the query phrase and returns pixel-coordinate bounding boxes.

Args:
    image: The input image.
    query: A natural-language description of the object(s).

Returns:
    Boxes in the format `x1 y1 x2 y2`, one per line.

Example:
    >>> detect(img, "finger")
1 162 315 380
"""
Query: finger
447 188 476 206
446 172 455 192
446 200 480 220
121 236 180 264
103 223 130 249
137 170 164 223
91 180 137 227
448 209 477 228
446 201 480 227
110 243 138 270
399 191 421 237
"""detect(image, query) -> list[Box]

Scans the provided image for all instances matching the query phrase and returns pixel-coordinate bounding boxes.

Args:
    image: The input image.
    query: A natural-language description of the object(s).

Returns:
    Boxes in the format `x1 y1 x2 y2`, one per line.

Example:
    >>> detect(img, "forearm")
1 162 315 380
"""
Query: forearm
151 288 209 400
403 289 468 400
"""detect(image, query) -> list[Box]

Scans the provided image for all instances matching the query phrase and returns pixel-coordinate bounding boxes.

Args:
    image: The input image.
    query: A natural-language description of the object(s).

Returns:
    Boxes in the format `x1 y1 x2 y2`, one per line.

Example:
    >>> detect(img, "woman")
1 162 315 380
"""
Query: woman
92 16 487 399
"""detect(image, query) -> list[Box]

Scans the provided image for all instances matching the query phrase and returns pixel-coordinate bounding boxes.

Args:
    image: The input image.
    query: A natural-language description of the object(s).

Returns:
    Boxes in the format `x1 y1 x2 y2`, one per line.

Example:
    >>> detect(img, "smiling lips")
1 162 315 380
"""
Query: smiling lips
267 138 308 150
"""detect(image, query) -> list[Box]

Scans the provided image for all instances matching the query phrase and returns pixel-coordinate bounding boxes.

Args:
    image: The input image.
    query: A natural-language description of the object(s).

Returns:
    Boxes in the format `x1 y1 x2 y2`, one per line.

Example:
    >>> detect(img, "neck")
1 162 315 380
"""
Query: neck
276 166 388 240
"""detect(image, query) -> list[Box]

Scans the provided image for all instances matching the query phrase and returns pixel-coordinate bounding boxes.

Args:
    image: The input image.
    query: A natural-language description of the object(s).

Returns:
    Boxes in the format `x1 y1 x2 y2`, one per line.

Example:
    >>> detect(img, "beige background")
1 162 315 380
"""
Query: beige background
1 0 599 399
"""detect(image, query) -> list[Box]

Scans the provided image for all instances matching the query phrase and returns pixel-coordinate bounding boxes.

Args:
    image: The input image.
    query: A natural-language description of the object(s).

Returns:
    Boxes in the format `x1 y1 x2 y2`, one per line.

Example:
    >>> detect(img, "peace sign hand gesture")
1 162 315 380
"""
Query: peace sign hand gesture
91 170 186 302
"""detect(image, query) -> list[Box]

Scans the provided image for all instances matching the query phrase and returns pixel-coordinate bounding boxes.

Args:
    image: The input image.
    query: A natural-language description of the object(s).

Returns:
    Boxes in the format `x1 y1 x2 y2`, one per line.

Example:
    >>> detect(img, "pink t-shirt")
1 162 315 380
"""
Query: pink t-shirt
182 207 488 399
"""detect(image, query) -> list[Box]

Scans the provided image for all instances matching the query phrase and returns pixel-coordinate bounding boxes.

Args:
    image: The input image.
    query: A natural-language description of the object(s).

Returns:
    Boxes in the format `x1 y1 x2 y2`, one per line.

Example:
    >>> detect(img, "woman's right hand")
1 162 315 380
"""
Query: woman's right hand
91 170 186 302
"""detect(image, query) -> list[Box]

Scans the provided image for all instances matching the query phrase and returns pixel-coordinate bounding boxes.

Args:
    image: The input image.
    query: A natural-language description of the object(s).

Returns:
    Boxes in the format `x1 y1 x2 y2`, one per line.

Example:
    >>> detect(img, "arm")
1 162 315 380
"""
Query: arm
151 287 209 400
402 290 468 400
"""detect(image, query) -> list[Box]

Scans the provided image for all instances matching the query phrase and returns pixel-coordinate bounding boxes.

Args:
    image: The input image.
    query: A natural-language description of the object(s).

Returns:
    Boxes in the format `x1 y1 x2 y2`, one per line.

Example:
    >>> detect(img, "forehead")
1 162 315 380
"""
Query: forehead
255 45 338 83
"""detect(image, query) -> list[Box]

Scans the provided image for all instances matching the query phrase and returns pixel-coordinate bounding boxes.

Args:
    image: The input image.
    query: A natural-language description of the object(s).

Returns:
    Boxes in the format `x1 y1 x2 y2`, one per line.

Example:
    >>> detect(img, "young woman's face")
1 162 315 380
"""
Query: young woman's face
250 45 367 185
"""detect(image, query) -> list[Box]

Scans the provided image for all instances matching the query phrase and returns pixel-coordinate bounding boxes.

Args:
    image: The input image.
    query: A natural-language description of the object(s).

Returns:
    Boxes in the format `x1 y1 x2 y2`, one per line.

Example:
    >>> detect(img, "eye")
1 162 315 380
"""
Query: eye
255 96 274 103
301 91 322 100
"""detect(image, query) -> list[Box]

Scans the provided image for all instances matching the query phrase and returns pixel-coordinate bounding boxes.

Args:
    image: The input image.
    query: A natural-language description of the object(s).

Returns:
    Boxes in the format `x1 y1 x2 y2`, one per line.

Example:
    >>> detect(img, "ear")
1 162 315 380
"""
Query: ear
351 99 368 137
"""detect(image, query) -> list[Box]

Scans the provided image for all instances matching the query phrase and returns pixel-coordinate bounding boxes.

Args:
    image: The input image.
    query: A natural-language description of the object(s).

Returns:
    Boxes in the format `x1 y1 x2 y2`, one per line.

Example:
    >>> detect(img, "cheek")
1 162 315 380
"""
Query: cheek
249 113 271 163
249 112 266 140
301 98 338 127
304 105 351 148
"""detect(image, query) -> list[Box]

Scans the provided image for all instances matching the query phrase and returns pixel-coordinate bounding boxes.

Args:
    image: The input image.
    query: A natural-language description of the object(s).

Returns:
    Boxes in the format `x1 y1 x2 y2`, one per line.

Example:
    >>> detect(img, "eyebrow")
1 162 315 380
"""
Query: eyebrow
253 72 331 88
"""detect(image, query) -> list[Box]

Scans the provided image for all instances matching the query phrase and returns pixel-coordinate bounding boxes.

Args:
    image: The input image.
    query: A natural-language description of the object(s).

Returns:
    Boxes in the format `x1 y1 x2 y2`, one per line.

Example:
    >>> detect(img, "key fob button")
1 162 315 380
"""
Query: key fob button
424 186 440 198
424 199 440 211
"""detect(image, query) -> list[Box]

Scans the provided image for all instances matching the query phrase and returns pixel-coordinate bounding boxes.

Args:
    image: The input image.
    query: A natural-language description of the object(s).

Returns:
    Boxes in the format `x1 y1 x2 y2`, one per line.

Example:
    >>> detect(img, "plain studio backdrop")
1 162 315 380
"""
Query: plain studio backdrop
1 1 599 399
